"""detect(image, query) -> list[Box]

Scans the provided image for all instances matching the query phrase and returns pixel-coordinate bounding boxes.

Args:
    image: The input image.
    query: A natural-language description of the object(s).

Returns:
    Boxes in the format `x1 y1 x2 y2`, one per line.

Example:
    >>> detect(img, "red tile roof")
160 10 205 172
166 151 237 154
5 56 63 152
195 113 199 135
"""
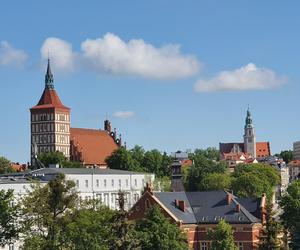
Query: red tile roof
70 128 119 166
256 142 271 158
30 89 70 111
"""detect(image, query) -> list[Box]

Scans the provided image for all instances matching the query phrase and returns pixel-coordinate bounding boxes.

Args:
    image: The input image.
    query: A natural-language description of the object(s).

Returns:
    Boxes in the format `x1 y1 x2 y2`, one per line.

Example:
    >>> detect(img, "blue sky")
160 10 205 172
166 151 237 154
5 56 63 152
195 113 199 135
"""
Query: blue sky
1 1 300 163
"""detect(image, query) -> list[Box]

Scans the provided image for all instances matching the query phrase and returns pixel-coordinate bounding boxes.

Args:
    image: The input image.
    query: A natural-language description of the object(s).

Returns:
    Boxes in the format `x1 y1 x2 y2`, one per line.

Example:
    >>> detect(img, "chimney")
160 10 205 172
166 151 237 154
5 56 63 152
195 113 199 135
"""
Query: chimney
226 193 232 205
235 203 241 213
104 119 111 133
178 200 185 212
143 182 153 195
260 193 266 223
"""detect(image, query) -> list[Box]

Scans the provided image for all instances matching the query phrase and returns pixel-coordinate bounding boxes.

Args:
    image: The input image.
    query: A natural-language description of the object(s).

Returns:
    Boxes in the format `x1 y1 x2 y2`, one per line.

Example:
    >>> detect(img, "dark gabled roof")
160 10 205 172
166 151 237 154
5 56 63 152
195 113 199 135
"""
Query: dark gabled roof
154 190 261 225
154 192 197 224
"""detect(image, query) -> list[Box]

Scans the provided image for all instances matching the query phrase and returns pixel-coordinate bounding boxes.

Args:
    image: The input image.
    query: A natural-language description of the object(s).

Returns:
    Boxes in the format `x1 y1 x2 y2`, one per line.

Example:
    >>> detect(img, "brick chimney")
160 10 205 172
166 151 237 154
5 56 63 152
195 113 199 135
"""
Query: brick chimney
235 203 241 213
260 193 266 223
178 200 185 212
226 193 232 205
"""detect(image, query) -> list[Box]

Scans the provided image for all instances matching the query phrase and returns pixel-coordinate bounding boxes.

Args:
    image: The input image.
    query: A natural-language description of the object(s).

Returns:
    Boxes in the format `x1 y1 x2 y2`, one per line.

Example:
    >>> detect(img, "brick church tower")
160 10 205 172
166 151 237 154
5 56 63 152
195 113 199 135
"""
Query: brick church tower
30 59 70 166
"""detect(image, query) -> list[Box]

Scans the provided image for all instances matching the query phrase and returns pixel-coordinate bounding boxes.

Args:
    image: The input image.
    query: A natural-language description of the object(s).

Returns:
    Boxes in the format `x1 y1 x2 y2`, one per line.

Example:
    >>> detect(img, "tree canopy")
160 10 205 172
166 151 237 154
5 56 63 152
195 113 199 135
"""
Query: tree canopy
105 145 172 177
136 206 188 250
38 151 81 168
0 190 19 247
207 219 237 250
280 180 300 249
21 174 78 249
275 150 293 163
0 156 15 174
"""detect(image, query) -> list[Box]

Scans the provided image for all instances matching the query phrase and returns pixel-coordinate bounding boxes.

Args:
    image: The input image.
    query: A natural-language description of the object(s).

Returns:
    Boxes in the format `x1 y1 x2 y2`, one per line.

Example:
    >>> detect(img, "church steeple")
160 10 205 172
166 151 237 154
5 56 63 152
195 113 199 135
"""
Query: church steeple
245 108 253 128
243 107 256 158
45 59 54 90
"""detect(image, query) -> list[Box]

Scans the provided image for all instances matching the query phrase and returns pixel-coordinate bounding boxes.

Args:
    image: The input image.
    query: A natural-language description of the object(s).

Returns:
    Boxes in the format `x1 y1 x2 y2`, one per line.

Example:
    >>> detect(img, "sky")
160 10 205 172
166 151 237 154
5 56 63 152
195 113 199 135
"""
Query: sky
1 1 300 163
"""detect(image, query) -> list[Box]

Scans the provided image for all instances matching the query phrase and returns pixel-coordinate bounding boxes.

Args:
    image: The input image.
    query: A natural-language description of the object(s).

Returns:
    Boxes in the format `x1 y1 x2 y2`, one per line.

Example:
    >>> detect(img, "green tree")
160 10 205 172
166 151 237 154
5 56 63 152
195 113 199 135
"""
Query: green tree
201 173 232 191
106 147 143 172
259 201 282 250
136 206 188 250
62 200 116 250
38 151 81 168
186 154 226 191
130 145 145 164
207 220 237 250
190 147 220 161
143 150 171 177
0 156 15 174
232 164 280 198
280 180 300 249
21 174 78 250
0 190 19 247
109 191 140 250
153 176 171 192
276 150 293 163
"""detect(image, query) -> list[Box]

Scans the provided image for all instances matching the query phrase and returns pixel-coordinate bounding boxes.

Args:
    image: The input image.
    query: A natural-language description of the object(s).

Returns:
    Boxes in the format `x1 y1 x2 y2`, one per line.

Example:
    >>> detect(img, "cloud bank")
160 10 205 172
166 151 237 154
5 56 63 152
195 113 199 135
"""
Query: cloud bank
194 63 286 92
0 41 28 68
39 33 200 79
113 111 135 119
41 37 75 72
81 33 200 79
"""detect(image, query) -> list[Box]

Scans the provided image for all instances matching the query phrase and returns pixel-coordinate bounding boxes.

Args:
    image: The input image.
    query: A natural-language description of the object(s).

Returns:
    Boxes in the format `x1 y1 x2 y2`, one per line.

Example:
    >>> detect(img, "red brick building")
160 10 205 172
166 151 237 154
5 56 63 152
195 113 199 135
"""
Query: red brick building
129 187 265 250
30 60 121 168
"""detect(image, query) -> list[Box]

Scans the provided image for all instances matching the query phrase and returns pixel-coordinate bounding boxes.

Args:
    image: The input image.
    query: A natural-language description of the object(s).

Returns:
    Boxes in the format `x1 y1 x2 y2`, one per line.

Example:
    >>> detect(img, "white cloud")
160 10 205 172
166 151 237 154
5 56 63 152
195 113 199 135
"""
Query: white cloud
194 63 286 92
113 111 135 119
81 33 200 79
0 41 28 67
41 37 75 72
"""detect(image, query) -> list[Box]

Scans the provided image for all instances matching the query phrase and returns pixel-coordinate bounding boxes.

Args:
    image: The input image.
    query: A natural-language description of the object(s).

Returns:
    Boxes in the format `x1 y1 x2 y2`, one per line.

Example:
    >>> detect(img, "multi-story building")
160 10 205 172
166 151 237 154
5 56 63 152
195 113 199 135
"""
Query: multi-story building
288 160 300 182
30 60 122 168
30 59 71 165
293 141 300 160
0 168 154 210
129 187 266 250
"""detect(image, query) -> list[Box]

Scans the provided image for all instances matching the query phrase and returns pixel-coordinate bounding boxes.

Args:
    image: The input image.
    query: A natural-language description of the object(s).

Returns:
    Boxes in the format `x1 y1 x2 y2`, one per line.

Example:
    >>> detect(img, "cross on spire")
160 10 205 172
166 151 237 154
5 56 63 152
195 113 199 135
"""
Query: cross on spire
45 58 54 89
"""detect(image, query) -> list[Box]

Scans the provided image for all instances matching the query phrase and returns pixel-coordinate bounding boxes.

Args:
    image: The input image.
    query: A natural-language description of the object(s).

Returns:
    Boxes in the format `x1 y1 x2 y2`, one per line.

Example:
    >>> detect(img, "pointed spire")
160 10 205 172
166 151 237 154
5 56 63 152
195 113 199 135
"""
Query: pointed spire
245 107 253 128
45 58 54 90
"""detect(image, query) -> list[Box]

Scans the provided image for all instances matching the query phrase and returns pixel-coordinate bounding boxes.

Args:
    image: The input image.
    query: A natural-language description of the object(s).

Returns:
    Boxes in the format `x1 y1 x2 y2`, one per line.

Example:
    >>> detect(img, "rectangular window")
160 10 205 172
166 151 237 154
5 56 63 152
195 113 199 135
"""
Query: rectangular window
96 179 99 187
201 242 207 250
126 179 128 187
238 242 243 250
76 180 79 188
85 180 88 188
111 179 114 187
119 179 121 188
104 179 107 187
134 179 137 186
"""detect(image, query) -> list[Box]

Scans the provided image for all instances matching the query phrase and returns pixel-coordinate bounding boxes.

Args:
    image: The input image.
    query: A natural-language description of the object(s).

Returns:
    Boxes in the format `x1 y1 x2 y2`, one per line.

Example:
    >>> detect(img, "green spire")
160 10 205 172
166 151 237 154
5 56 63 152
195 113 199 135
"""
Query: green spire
45 58 54 89
245 108 253 128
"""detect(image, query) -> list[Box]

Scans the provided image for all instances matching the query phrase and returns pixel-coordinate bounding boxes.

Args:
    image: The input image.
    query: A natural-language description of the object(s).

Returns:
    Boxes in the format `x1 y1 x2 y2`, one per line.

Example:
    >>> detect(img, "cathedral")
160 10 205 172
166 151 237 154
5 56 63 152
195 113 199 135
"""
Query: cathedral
30 60 121 168
219 109 271 160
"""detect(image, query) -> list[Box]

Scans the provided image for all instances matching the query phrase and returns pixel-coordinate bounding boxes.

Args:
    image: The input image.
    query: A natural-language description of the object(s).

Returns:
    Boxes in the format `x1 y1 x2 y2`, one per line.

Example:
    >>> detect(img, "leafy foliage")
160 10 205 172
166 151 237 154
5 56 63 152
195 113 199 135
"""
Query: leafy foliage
153 176 171 192
63 200 116 250
185 154 227 191
0 190 19 247
259 201 282 250
201 173 232 191
189 147 220 161
207 220 237 250
232 164 280 198
280 180 300 249
136 206 188 250
275 150 293 163
0 156 15 174
38 151 81 168
106 145 171 177
21 174 78 249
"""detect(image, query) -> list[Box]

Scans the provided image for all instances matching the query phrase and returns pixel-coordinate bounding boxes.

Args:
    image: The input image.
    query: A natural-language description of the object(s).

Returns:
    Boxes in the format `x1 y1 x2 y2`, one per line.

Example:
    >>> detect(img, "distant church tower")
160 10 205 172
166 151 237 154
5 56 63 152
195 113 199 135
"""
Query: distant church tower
30 59 71 166
243 108 256 158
